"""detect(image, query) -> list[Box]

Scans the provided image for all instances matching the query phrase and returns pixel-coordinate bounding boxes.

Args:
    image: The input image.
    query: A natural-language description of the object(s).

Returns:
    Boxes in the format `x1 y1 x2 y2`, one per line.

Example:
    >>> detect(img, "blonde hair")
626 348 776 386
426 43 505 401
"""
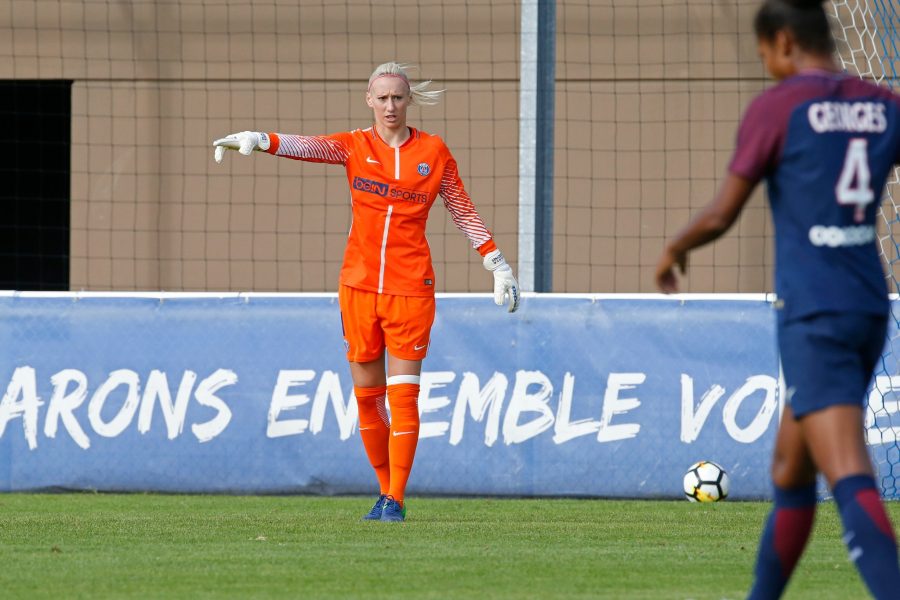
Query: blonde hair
367 62 444 106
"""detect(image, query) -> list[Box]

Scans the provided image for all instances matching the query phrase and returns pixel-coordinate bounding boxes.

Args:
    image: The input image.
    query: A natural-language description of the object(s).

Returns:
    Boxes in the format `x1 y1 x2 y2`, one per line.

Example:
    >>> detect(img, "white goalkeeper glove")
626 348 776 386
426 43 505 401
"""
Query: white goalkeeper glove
212 131 271 163
483 249 520 313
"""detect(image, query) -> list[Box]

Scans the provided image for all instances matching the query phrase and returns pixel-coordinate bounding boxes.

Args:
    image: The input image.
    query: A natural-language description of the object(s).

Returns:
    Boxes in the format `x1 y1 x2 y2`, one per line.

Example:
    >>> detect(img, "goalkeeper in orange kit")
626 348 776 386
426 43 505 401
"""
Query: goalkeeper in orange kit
213 62 519 522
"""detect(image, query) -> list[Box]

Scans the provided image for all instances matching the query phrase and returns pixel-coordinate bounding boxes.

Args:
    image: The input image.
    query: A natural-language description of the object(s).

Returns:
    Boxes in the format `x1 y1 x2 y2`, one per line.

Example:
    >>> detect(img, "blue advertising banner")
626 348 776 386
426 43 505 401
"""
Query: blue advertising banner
0 292 897 499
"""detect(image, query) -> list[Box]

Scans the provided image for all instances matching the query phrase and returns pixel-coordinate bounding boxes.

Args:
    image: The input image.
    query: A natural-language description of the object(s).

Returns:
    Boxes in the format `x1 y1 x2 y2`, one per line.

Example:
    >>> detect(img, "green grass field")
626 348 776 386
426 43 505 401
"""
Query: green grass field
0 494 893 599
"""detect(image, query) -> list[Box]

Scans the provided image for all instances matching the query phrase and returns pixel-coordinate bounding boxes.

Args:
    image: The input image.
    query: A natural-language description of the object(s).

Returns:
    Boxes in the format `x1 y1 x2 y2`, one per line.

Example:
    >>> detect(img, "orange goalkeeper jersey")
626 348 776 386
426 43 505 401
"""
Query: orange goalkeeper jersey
266 127 495 296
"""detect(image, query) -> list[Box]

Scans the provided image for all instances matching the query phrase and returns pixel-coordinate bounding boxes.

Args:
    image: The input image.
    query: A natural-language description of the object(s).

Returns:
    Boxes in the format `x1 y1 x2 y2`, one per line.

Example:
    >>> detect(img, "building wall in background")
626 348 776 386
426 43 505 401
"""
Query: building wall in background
2 1 772 292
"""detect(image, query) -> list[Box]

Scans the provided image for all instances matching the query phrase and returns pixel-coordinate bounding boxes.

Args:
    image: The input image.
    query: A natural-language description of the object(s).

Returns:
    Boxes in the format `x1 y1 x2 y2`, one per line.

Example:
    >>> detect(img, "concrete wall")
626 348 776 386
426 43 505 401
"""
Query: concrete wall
554 1 771 292
3 0 872 293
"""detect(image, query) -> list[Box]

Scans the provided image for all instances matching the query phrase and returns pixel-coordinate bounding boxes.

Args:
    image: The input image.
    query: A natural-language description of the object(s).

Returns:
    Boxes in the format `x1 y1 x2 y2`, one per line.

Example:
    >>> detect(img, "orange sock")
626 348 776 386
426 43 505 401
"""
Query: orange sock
354 385 390 495
386 377 421 506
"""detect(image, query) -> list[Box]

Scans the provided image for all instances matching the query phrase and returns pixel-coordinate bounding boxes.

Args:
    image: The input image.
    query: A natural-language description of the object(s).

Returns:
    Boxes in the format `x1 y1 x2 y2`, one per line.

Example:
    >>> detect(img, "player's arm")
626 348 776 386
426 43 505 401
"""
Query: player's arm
655 173 756 293
657 90 779 293
212 131 350 165
439 156 520 313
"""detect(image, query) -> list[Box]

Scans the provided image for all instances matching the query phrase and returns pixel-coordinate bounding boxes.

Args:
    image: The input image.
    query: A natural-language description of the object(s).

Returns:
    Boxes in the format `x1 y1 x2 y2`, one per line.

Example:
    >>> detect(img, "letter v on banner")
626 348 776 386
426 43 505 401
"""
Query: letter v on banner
680 374 726 443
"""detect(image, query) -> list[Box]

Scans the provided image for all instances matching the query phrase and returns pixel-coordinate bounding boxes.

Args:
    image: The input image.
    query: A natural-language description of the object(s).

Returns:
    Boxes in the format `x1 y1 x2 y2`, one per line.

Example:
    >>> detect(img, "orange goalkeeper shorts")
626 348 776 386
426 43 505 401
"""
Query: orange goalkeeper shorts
338 284 436 362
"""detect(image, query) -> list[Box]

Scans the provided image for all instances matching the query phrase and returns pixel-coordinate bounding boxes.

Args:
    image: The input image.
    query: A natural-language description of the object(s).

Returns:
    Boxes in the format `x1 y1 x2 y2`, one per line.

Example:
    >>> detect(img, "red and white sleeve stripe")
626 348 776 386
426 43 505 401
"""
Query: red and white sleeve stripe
440 158 493 249
268 133 350 165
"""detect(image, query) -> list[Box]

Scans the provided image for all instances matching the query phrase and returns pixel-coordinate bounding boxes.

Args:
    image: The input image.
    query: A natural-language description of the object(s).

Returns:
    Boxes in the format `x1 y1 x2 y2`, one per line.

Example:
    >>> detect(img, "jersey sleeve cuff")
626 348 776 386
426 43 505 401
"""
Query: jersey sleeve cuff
265 133 280 154
477 239 497 256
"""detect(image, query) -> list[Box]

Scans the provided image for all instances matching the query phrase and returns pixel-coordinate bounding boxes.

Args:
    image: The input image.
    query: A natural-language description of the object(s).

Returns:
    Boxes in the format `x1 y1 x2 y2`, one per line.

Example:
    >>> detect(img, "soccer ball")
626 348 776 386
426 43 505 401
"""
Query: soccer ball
683 461 729 502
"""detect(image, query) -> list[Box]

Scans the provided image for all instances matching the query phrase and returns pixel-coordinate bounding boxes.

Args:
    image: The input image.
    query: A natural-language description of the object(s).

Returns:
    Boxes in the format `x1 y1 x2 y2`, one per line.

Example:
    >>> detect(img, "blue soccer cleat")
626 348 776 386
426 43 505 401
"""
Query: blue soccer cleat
362 494 388 521
380 496 406 522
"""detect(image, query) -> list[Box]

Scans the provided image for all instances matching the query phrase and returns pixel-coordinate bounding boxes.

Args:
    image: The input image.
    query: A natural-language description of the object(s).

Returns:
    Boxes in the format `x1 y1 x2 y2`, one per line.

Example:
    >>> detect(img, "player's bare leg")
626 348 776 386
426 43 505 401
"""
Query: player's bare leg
799 405 872 486
771 405 817 489
349 354 387 387
387 356 422 377
800 404 900 599
748 405 818 599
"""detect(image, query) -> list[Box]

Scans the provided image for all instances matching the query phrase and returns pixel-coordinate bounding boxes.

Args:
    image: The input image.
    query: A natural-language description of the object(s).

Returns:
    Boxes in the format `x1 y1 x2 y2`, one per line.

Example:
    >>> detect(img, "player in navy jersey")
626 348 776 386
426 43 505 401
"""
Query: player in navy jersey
655 1 900 598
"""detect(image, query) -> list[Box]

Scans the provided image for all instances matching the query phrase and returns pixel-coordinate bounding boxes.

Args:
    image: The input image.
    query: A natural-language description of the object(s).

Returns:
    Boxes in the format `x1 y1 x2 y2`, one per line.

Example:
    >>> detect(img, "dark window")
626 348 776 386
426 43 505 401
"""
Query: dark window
0 80 71 290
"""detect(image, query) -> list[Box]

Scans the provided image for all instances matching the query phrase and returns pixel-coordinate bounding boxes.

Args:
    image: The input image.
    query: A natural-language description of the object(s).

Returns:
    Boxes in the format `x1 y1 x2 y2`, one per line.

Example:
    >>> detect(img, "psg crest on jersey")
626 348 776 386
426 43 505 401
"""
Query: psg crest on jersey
417 162 430 176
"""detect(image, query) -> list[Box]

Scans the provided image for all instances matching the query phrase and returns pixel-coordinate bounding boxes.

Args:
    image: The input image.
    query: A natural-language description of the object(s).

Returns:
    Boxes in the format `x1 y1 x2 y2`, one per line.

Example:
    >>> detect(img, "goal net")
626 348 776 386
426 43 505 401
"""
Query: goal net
832 0 900 498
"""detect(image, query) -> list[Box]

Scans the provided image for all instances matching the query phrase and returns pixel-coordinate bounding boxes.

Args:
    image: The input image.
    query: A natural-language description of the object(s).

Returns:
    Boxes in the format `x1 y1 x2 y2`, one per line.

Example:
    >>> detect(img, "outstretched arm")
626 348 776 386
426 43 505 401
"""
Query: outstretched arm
655 173 757 293
213 131 350 165
266 133 350 164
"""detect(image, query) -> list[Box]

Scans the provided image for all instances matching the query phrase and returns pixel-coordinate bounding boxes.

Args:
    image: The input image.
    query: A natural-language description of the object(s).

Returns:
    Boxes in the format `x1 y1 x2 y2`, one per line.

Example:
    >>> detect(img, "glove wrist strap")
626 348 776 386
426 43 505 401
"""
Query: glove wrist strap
483 249 507 272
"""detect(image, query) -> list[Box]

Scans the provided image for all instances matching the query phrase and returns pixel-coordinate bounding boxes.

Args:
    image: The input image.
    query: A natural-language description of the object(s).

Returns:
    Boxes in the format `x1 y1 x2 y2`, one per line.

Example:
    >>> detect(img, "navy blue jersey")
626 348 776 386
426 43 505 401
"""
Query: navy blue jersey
730 71 900 323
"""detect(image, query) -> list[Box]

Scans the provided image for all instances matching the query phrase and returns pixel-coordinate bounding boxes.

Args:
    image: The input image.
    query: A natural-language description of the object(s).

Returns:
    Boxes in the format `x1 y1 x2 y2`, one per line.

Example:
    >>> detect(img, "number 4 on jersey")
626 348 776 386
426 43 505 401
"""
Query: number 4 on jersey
835 138 875 223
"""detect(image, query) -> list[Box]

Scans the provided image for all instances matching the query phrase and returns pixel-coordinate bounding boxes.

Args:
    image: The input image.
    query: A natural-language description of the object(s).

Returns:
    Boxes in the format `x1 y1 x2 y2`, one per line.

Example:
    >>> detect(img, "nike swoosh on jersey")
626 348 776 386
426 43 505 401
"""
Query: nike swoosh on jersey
414 343 427 351
366 156 381 165
392 430 416 436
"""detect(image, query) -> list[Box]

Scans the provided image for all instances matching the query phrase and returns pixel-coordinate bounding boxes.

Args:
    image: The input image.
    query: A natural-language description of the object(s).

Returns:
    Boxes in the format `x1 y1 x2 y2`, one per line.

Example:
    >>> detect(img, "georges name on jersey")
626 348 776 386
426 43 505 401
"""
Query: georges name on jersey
729 73 900 322
772 92 900 321
807 100 887 134
801 100 892 248
788 97 899 241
